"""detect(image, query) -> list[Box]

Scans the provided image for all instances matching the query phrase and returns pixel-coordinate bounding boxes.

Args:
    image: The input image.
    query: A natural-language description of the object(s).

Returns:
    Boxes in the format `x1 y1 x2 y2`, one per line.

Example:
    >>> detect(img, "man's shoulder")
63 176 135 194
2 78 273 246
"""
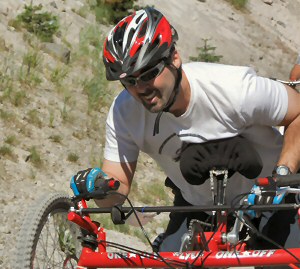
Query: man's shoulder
112 89 140 111
183 62 255 75
113 89 135 105
108 89 144 119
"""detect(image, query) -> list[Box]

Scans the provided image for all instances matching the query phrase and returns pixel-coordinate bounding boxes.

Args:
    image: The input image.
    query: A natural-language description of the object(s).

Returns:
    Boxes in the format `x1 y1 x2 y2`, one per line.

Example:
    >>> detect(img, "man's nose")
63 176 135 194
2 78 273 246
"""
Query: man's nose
132 81 150 93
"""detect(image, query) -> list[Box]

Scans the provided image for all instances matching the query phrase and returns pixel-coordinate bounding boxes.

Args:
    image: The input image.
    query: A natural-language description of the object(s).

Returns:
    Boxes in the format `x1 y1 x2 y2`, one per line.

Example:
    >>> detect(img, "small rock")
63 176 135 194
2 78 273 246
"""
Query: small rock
40 42 71 64
50 1 58 8
277 21 286 28
263 0 273 5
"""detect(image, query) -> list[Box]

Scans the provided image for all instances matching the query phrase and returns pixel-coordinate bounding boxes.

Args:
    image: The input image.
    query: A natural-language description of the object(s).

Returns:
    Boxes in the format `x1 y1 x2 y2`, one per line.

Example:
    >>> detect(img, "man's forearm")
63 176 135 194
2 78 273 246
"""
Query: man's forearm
278 115 300 173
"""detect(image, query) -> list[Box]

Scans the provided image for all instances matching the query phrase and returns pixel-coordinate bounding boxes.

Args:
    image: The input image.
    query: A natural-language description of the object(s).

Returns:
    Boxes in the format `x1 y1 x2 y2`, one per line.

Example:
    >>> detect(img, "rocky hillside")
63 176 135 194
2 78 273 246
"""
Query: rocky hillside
0 0 299 268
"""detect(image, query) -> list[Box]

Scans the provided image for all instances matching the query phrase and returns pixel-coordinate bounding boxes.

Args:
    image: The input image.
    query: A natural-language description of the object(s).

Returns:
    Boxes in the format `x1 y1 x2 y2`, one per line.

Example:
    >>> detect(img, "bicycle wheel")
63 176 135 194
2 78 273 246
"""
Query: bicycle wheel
15 192 81 269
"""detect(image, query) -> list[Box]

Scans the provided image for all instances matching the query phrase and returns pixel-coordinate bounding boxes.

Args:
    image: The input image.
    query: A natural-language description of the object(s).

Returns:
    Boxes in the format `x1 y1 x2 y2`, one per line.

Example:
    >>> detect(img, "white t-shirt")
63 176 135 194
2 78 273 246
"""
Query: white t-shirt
104 62 288 205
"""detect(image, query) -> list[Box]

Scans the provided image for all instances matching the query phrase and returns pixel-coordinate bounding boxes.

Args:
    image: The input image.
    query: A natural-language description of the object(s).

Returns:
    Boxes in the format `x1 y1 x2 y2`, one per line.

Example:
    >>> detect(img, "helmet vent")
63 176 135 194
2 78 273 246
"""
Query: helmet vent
126 29 135 50
135 13 144 24
151 35 161 49
114 25 127 57
152 11 159 22
137 20 147 38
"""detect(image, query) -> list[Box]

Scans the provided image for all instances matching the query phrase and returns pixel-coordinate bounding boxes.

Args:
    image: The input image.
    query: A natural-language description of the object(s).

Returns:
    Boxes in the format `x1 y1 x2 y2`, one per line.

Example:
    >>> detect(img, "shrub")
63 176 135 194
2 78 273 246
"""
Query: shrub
0 145 13 157
15 4 59 42
4 135 18 146
50 66 69 85
67 153 79 162
19 50 43 87
27 109 42 128
189 38 223 63
88 0 136 25
75 26 112 111
28 146 42 167
227 0 248 9
22 50 42 75
49 134 63 144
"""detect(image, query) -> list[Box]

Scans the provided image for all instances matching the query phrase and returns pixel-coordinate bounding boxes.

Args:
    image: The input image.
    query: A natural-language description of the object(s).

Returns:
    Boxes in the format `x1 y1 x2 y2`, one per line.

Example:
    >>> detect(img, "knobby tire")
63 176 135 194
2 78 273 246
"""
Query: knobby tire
15 192 81 269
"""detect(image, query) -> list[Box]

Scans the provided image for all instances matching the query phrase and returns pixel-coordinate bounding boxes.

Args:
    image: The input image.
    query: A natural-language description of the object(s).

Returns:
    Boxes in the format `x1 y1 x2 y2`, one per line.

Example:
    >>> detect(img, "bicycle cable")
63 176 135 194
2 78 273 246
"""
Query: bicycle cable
98 190 300 267
231 192 300 264
109 192 191 269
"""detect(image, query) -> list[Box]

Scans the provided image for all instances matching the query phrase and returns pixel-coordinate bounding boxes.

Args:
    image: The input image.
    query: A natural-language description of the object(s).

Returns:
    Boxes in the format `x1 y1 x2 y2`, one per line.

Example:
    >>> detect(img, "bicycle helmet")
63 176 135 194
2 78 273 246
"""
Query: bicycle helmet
103 7 178 80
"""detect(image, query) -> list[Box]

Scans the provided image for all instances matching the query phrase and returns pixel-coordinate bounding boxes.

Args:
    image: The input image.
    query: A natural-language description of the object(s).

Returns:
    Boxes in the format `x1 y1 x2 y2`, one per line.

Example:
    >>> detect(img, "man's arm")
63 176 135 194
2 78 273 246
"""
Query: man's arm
277 85 300 173
289 54 300 81
94 159 137 207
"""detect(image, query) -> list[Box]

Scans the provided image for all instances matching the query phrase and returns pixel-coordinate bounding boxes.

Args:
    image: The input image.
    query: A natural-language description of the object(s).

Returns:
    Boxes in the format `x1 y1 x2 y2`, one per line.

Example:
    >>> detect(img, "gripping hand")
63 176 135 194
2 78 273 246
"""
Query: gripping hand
70 168 119 199
247 179 286 218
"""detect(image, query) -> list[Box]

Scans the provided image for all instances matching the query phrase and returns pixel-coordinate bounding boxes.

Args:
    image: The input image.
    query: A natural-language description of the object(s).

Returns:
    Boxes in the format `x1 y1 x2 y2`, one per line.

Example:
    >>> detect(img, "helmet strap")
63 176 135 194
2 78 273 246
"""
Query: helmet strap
153 64 182 136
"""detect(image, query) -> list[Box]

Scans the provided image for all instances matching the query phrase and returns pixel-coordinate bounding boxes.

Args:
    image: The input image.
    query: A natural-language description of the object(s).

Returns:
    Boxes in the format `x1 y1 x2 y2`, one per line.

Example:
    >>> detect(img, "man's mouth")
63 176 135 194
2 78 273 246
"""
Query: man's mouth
140 90 157 102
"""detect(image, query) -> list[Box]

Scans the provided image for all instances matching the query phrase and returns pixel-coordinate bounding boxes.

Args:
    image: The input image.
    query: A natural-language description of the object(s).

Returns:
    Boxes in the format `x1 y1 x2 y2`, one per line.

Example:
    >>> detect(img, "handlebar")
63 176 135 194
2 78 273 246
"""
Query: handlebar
271 78 300 88
255 174 300 187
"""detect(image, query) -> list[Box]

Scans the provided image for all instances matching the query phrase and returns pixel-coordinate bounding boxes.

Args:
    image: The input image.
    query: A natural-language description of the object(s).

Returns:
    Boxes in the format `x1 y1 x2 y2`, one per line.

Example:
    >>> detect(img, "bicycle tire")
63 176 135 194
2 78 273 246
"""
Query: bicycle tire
15 192 81 269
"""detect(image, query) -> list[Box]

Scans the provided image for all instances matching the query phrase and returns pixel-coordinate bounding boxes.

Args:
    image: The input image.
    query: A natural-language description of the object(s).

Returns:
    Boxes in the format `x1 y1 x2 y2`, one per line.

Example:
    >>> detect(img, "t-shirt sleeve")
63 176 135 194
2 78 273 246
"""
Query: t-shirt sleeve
104 98 139 163
239 70 288 126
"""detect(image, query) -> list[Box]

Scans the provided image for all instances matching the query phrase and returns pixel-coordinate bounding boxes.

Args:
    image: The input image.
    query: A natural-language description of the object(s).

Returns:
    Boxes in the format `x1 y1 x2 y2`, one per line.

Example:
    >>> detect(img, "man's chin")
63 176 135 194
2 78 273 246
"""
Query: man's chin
146 106 164 114
142 102 164 113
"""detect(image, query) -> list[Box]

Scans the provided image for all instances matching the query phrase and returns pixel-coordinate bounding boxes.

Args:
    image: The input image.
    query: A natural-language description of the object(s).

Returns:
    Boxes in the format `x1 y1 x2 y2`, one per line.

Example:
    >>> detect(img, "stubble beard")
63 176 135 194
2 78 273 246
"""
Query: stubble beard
142 87 175 114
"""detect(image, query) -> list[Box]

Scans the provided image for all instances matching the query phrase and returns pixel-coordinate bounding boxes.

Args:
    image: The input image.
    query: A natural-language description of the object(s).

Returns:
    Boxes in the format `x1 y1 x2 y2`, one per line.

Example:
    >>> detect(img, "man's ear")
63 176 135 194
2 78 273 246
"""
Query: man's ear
171 49 182 68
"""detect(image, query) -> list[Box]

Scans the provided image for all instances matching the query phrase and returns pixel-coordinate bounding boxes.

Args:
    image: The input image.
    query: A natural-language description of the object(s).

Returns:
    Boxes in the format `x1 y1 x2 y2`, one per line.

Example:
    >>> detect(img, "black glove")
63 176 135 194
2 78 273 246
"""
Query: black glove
70 167 119 199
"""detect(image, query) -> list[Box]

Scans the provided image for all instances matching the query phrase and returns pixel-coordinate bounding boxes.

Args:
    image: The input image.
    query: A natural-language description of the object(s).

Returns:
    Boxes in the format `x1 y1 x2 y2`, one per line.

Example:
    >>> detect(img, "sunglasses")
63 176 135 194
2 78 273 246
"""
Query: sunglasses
121 60 166 87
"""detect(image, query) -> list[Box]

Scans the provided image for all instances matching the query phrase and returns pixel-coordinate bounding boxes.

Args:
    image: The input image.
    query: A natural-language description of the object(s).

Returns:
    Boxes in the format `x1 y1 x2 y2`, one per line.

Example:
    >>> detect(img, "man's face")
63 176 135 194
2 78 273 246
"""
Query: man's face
123 62 177 113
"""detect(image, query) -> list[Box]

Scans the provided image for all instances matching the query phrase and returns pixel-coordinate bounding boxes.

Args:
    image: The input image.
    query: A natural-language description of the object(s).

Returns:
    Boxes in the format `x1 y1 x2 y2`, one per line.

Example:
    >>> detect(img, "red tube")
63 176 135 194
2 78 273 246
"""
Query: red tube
68 212 98 234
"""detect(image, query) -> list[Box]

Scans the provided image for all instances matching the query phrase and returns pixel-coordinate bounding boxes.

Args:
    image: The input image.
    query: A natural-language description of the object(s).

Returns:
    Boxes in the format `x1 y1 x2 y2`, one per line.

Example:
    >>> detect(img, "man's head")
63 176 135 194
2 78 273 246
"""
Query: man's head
103 8 181 114
103 7 178 81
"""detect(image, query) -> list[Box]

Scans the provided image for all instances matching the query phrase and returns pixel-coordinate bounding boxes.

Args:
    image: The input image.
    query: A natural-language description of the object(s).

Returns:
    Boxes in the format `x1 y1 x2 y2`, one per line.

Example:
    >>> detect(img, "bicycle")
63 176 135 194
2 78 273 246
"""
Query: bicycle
15 169 300 268
14 80 300 268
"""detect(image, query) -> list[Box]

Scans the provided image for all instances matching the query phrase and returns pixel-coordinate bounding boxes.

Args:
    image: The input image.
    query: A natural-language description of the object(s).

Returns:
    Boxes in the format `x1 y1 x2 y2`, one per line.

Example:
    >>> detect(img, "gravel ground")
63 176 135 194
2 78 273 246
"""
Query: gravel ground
1 0 299 268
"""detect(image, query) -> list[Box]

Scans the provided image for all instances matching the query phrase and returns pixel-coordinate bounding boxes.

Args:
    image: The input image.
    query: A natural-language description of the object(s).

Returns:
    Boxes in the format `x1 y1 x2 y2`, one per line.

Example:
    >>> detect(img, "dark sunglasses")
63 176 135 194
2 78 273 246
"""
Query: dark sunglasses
121 60 166 87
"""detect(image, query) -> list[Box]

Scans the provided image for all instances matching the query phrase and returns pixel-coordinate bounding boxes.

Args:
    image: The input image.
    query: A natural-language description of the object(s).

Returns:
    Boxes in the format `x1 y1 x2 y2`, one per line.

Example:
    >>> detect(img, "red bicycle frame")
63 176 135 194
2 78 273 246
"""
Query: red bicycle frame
68 199 300 268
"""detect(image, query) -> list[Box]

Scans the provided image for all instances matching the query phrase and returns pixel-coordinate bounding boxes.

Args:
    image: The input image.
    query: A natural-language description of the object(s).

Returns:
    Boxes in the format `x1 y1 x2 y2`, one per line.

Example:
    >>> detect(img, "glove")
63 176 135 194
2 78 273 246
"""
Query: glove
70 167 111 199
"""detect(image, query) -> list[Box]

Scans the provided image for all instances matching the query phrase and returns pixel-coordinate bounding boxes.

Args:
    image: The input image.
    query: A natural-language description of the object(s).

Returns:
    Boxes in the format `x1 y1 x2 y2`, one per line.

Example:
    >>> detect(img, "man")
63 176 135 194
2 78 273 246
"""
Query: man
290 53 300 81
71 7 300 253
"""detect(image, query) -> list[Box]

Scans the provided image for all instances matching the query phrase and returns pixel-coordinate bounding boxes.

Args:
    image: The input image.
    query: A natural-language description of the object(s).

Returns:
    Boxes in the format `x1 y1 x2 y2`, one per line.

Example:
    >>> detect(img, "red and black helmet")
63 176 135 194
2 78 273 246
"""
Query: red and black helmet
103 8 178 81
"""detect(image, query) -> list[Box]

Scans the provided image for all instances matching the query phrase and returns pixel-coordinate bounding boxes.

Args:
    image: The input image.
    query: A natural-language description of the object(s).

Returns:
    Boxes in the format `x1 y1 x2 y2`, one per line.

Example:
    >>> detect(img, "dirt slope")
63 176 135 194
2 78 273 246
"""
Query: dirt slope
0 0 299 268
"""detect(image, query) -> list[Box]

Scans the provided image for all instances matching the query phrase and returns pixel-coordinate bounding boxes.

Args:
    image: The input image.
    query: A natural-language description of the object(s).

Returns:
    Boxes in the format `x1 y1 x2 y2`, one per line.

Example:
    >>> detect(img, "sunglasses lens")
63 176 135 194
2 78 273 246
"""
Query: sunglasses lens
120 61 165 86
140 67 161 82
121 77 136 86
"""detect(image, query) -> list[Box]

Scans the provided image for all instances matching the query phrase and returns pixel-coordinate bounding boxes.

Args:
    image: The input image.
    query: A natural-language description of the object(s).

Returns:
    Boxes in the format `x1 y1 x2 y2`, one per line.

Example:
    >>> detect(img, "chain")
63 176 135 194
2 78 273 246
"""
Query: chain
209 169 228 204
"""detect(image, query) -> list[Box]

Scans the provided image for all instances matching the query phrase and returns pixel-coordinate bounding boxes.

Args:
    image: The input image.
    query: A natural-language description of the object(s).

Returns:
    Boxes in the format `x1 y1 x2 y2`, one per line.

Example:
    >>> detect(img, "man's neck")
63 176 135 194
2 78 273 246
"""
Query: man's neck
169 70 191 117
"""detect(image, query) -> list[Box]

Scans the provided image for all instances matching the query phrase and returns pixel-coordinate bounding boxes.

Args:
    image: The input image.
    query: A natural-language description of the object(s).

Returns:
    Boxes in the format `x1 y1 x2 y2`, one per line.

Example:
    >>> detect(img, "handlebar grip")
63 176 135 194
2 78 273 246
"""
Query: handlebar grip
255 174 300 187
275 174 300 187
106 178 120 190
93 177 120 195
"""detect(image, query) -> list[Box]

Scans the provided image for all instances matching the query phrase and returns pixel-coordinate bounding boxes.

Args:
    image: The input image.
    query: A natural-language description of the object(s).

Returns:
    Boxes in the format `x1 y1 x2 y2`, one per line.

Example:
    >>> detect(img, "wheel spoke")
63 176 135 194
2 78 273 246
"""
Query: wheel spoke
31 198 80 268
